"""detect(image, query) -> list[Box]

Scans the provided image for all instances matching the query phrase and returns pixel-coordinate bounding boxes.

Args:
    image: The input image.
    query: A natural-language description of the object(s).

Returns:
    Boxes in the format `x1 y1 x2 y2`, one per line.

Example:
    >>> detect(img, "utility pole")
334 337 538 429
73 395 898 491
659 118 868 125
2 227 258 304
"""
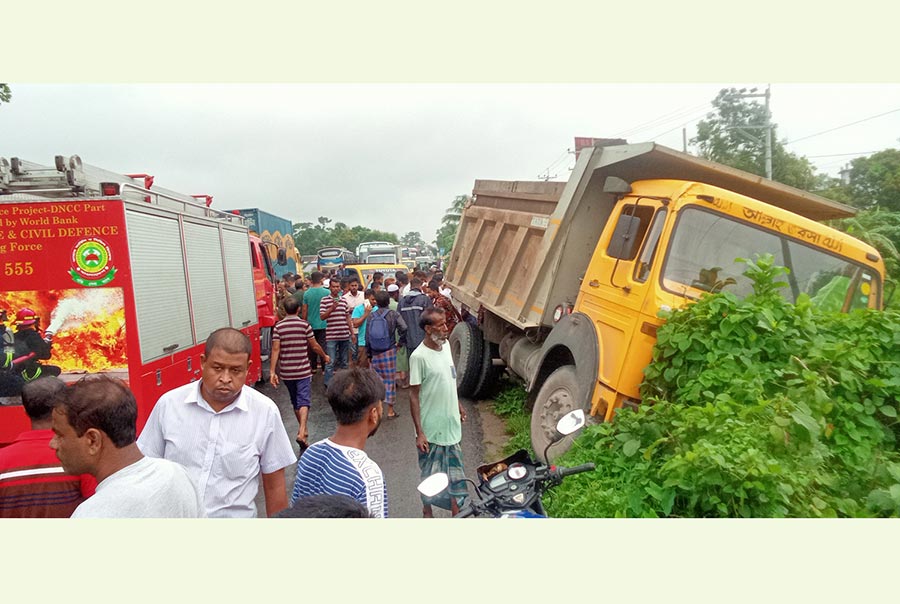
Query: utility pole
764 85 773 180
732 84 774 180
537 168 557 182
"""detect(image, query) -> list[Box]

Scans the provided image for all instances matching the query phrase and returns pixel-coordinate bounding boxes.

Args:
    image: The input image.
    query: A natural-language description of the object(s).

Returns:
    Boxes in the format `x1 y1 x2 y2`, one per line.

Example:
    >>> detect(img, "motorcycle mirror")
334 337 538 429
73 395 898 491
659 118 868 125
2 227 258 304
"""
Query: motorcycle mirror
555 409 586 437
417 473 449 498
541 409 587 464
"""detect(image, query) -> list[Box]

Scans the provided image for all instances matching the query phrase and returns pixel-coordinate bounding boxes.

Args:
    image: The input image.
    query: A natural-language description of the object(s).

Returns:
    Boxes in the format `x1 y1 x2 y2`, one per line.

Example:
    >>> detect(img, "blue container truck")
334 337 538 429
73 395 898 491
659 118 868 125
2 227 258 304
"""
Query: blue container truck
231 208 299 279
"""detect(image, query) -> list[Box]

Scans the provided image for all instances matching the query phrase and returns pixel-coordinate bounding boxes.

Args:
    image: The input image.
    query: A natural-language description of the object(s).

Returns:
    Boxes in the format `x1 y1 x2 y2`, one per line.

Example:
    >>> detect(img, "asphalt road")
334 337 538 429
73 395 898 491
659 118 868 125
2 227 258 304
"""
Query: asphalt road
253 364 488 518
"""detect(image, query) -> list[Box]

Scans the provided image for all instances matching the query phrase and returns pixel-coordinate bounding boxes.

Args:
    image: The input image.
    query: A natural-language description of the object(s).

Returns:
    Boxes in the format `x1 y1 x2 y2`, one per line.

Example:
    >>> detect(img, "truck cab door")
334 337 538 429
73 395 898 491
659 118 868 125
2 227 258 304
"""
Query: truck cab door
576 199 669 412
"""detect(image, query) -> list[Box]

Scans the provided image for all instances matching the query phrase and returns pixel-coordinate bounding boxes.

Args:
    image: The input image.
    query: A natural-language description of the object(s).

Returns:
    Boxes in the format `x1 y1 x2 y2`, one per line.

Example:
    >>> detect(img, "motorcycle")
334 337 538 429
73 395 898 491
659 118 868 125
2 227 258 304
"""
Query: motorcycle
417 409 596 518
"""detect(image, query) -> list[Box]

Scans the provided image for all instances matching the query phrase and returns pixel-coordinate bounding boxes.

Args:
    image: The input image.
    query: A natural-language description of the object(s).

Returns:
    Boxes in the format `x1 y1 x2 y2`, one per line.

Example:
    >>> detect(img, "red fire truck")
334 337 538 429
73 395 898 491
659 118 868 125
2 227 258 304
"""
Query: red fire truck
0 154 277 445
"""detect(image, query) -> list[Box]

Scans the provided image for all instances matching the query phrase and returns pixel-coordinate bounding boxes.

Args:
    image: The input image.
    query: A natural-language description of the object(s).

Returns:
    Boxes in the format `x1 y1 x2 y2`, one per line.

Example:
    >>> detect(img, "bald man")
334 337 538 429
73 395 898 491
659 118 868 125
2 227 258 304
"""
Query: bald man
138 328 296 518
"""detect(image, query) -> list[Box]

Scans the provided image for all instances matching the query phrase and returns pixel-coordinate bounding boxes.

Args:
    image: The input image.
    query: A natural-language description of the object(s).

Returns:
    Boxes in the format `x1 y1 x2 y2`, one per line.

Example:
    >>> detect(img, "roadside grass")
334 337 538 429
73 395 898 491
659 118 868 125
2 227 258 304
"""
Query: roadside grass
489 377 534 457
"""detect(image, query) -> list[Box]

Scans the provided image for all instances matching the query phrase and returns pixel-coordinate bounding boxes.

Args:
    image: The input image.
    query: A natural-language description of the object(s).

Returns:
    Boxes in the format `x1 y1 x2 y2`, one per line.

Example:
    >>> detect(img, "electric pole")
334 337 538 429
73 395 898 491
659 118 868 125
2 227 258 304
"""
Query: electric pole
764 85 773 180
537 168 557 182
732 85 774 180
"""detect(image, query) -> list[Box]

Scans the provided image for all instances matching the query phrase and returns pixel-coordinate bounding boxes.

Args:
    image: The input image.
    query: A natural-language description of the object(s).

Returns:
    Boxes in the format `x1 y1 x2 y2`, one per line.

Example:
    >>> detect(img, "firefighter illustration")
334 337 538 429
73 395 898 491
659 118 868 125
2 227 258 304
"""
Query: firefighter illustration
10 308 61 385
1 309 13 370
0 309 23 397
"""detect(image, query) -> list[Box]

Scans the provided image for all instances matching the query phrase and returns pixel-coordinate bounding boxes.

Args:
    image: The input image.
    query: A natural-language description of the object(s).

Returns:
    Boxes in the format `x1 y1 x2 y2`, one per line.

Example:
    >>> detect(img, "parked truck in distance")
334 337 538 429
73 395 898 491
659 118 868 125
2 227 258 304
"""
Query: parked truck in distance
444 140 887 460
232 208 299 280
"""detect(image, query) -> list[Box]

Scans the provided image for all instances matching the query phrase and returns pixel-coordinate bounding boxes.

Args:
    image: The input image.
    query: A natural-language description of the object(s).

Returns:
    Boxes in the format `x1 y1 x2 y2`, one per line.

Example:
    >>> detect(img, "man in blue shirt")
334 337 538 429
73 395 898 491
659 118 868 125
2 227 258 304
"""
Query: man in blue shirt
290 367 388 518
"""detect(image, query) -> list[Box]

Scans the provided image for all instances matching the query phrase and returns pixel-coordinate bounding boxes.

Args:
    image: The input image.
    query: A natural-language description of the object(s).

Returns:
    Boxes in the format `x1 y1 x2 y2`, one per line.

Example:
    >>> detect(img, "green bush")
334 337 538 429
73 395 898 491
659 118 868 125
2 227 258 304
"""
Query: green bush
490 380 534 457
546 255 900 517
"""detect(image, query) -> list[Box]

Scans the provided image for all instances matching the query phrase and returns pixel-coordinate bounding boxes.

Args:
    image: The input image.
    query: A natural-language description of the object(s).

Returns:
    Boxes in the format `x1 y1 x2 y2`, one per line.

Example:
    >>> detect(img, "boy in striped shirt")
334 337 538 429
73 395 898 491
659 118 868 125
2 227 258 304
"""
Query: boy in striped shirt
291 367 388 518
270 296 330 450
319 279 353 388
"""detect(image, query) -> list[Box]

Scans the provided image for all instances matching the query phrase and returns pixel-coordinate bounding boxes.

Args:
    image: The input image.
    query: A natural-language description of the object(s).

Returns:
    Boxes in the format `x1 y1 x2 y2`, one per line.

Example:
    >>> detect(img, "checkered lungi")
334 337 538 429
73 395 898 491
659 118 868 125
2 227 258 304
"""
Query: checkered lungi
418 442 468 510
370 347 397 407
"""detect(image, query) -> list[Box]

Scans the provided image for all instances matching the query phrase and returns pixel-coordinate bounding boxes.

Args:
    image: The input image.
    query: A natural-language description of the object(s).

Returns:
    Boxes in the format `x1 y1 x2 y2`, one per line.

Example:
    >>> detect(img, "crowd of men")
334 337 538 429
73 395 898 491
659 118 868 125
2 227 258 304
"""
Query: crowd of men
0 265 469 519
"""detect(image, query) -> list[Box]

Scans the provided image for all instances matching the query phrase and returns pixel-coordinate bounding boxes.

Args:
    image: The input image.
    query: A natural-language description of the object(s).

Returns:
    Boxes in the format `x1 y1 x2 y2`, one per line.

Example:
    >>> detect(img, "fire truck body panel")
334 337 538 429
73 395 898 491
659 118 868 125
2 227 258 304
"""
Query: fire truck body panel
0 155 272 444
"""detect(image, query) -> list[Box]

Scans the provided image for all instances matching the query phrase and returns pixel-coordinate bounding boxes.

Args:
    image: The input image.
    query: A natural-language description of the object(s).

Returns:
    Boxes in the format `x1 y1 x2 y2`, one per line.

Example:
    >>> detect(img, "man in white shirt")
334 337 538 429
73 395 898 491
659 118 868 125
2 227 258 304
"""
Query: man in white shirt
138 328 297 518
50 375 201 518
341 276 366 366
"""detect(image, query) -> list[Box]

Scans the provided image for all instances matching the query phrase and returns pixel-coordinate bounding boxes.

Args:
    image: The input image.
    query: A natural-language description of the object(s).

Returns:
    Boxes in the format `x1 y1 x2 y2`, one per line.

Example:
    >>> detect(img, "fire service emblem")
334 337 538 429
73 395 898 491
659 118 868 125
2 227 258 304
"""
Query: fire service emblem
70 237 117 287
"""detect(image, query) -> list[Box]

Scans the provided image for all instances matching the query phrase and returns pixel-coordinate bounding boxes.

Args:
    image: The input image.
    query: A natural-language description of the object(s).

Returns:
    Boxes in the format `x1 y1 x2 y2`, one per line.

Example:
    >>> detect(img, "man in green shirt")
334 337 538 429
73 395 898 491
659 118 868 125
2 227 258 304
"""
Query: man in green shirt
409 307 468 517
298 271 329 374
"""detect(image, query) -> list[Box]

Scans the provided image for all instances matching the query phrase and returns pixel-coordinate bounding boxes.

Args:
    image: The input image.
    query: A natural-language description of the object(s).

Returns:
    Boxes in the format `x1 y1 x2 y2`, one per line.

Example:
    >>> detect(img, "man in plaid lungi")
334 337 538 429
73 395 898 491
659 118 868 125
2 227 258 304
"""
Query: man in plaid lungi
366 291 407 419
409 307 468 517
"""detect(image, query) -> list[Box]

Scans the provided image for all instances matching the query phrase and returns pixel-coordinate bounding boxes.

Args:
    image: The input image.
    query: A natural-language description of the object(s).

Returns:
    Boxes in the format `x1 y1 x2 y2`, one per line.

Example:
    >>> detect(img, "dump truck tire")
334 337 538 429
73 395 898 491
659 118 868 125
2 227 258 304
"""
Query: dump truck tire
450 321 483 398
471 340 501 401
531 365 581 463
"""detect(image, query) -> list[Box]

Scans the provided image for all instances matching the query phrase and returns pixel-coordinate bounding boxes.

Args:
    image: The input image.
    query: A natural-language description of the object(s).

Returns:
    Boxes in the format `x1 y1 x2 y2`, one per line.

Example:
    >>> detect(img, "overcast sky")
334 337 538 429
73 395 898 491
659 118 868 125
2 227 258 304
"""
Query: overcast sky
3 83 900 245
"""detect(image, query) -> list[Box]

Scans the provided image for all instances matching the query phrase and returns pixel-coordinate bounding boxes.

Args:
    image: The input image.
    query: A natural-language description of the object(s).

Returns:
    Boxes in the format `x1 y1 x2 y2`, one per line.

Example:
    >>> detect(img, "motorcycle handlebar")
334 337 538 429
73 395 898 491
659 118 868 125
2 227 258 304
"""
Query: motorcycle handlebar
455 504 477 518
557 463 596 478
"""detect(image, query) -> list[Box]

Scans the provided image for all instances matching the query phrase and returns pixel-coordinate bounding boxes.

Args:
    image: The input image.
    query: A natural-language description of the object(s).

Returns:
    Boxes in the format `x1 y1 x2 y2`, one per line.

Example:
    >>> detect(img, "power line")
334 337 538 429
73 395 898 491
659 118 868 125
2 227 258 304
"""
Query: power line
614 102 712 139
536 148 572 179
786 108 900 145
805 151 879 159
647 109 712 142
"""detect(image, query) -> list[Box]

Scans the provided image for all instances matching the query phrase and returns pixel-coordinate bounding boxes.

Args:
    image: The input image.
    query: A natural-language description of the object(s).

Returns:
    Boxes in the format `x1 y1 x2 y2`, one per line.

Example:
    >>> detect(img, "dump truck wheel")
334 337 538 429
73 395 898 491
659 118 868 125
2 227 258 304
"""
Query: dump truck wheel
531 365 581 463
450 321 484 398
471 340 501 401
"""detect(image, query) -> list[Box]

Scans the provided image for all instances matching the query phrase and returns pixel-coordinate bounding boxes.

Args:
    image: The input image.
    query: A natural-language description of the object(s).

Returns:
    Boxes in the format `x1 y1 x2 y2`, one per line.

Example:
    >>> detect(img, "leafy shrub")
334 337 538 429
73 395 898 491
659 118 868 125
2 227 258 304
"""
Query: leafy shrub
490 380 534 456
546 255 900 517
492 382 528 418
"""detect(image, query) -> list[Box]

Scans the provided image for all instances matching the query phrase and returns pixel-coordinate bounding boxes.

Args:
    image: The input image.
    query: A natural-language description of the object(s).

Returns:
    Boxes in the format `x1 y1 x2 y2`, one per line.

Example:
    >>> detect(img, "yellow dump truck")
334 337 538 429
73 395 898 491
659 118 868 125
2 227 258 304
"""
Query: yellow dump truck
444 140 886 459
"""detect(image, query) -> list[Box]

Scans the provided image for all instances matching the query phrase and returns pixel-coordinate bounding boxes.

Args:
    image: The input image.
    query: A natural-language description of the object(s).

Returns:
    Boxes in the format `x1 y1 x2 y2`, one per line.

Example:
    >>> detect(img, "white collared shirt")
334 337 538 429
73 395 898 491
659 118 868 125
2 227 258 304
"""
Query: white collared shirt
342 290 366 334
137 381 297 518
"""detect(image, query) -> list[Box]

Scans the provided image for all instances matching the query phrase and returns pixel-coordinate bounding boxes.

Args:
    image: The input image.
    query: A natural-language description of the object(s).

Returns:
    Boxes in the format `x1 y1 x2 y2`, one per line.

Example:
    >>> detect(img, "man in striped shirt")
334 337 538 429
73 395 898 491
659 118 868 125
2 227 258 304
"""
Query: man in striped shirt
319 279 353 389
0 377 96 517
291 367 387 518
270 296 330 450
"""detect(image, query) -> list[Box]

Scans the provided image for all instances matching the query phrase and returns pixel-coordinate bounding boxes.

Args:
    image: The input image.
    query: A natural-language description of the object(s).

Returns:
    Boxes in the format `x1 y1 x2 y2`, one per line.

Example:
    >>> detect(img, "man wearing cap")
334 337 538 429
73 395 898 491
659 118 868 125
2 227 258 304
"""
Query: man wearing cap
386 283 401 310
386 283 409 389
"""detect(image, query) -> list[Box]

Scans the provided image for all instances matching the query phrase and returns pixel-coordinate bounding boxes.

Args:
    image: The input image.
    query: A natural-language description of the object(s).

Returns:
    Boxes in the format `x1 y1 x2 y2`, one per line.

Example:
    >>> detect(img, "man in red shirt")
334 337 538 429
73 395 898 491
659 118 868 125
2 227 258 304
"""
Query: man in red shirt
0 376 96 517
427 278 461 335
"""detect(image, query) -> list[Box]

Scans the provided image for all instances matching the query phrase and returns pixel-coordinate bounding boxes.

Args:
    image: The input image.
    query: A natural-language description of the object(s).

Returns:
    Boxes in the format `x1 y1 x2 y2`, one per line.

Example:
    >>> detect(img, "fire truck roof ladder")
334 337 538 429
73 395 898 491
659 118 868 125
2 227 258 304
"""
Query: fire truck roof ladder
0 155 87 196
0 154 244 226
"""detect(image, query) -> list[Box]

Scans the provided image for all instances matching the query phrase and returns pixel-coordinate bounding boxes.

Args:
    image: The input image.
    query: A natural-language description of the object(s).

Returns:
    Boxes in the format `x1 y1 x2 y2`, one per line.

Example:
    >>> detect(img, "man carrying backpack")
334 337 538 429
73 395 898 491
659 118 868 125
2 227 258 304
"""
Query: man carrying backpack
366 291 407 420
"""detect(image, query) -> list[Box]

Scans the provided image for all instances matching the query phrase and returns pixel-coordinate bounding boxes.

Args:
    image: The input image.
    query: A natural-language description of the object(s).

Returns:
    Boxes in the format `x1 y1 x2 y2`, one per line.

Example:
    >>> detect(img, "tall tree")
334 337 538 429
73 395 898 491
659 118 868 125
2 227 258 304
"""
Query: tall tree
292 218 397 256
0 84 10 105
843 149 900 212
692 88 818 190
400 231 426 249
435 194 470 255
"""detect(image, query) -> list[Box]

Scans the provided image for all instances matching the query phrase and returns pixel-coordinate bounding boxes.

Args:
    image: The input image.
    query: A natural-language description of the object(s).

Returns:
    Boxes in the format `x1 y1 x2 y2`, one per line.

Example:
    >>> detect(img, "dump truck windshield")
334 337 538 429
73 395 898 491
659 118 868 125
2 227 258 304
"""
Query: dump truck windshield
662 206 879 311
